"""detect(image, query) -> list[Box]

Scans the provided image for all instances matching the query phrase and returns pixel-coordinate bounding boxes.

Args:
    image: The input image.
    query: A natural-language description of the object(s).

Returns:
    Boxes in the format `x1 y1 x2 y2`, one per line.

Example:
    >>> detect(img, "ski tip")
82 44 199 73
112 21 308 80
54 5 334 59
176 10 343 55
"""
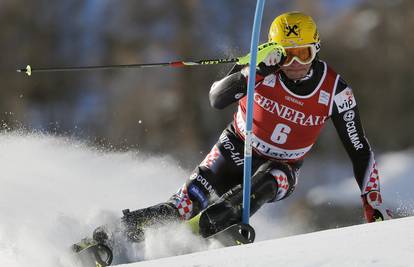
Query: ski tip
72 243 82 253
16 65 31 76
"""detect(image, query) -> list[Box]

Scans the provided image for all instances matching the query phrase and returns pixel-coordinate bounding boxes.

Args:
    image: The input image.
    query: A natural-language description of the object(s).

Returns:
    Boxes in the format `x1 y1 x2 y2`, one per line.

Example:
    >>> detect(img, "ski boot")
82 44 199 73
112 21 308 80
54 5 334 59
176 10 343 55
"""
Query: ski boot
187 199 255 247
73 203 179 266
120 202 180 242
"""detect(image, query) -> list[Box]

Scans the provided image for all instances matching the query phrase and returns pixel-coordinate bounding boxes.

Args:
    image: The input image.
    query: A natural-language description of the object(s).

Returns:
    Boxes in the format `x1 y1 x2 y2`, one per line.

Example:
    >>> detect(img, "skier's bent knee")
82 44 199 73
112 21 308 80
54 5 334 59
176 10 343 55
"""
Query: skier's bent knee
253 161 298 202
170 168 220 220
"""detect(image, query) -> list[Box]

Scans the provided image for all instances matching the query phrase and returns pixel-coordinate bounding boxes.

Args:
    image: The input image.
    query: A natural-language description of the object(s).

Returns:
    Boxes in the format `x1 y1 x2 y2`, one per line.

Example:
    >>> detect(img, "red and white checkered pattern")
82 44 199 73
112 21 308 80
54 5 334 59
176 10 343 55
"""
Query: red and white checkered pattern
364 162 380 193
362 190 392 222
200 145 221 169
271 170 289 201
173 185 193 220
177 197 193 220
367 190 382 205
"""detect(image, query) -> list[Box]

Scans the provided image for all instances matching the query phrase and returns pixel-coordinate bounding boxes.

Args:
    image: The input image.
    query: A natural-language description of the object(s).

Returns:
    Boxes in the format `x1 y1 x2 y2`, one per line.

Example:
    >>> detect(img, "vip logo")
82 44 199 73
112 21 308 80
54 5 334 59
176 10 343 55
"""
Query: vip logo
284 24 300 38
334 87 356 113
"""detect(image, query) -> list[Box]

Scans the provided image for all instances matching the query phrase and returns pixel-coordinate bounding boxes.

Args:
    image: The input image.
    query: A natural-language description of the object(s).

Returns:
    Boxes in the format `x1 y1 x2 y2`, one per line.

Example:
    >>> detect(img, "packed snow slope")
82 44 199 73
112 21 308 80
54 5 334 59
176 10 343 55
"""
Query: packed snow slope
0 132 413 267
132 216 414 267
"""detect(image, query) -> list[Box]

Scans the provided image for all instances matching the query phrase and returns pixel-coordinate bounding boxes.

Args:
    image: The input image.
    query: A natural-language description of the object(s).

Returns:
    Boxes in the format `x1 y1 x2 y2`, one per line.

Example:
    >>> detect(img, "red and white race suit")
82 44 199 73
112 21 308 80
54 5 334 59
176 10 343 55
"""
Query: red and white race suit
235 62 339 162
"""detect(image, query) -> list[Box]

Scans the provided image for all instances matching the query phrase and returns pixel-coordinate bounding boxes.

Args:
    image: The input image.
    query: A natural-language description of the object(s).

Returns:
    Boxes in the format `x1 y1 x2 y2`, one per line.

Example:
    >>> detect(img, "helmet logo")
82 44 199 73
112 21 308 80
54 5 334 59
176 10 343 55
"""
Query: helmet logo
284 24 300 38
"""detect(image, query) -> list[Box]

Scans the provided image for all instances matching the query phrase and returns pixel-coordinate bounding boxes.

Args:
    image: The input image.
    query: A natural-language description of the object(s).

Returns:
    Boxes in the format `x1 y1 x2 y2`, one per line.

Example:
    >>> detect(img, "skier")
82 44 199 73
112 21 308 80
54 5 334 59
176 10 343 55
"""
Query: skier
94 11 393 245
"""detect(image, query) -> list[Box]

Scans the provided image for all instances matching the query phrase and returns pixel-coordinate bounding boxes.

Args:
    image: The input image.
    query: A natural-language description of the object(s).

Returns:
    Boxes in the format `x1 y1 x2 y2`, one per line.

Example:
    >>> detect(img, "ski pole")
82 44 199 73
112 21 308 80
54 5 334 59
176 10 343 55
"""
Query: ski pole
242 0 266 225
16 58 239 76
16 42 280 76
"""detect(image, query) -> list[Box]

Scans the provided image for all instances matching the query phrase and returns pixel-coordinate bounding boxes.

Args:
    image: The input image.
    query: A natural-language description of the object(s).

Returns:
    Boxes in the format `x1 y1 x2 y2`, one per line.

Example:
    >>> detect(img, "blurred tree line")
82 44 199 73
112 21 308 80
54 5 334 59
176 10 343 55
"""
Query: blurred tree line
0 0 413 166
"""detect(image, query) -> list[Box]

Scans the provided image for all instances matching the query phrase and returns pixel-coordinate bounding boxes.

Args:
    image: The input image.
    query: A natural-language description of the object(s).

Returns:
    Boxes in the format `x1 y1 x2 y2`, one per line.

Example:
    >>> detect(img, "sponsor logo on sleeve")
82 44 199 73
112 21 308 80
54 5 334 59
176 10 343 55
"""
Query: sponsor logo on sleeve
188 184 208 210
219 133 244 166
343 110 363 150
343 110 355 122
334 87 356 113
190 173 216 196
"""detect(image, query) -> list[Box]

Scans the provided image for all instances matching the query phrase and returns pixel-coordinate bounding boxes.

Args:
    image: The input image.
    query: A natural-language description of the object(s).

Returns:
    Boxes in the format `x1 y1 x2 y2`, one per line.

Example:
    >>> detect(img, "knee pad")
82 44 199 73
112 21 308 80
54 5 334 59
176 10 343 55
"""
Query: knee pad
170 167 219 220
224 168 278 216
270 169 292 201
254 161 297 201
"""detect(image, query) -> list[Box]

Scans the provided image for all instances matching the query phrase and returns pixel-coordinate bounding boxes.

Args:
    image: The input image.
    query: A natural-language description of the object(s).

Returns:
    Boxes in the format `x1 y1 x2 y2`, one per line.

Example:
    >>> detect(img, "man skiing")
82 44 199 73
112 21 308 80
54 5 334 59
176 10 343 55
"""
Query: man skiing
94 11 392 246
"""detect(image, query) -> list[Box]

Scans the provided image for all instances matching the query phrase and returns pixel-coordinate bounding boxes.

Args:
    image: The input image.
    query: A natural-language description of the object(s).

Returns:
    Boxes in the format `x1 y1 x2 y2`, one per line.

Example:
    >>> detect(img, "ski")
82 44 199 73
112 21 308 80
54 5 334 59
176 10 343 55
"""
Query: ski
72 222 254 266
207 223 255 247
72 237 113 267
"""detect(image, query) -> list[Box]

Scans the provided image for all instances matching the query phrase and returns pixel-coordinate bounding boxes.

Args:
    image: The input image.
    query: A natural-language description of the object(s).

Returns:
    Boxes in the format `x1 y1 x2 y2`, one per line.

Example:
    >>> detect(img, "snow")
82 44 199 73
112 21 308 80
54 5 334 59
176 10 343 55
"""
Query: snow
131 216 414 267
0 132 188 266
0 132 413 267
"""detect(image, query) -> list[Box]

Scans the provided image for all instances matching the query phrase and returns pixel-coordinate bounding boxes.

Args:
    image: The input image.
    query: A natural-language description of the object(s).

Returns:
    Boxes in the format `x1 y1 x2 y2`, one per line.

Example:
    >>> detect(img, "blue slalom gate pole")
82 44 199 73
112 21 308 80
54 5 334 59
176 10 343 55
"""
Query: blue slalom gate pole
242 0 266 225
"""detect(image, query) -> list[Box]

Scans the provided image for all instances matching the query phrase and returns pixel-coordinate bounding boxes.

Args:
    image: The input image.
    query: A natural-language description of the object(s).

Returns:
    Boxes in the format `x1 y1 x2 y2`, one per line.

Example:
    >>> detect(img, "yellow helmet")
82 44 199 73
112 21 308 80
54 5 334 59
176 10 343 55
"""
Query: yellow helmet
269 11 320 51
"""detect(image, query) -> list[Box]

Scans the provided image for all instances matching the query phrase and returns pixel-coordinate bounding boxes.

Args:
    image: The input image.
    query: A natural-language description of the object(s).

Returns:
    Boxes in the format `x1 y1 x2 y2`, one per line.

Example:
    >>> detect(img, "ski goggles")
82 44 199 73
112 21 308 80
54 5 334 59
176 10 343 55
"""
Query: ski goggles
282 44 317 66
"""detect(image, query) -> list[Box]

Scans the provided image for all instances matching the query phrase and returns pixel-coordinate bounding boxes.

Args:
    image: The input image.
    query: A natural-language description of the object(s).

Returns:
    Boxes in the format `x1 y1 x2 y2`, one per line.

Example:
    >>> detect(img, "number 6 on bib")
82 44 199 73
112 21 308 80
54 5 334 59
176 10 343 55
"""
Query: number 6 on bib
271 123 291 144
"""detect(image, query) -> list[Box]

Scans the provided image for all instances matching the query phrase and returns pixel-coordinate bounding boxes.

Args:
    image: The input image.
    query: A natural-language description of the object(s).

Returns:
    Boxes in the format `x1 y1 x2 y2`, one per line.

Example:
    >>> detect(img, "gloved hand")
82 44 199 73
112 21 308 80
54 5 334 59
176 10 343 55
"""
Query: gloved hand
261 44 286 67
361 190 393 222
258 43 286 76
238 42 286 76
